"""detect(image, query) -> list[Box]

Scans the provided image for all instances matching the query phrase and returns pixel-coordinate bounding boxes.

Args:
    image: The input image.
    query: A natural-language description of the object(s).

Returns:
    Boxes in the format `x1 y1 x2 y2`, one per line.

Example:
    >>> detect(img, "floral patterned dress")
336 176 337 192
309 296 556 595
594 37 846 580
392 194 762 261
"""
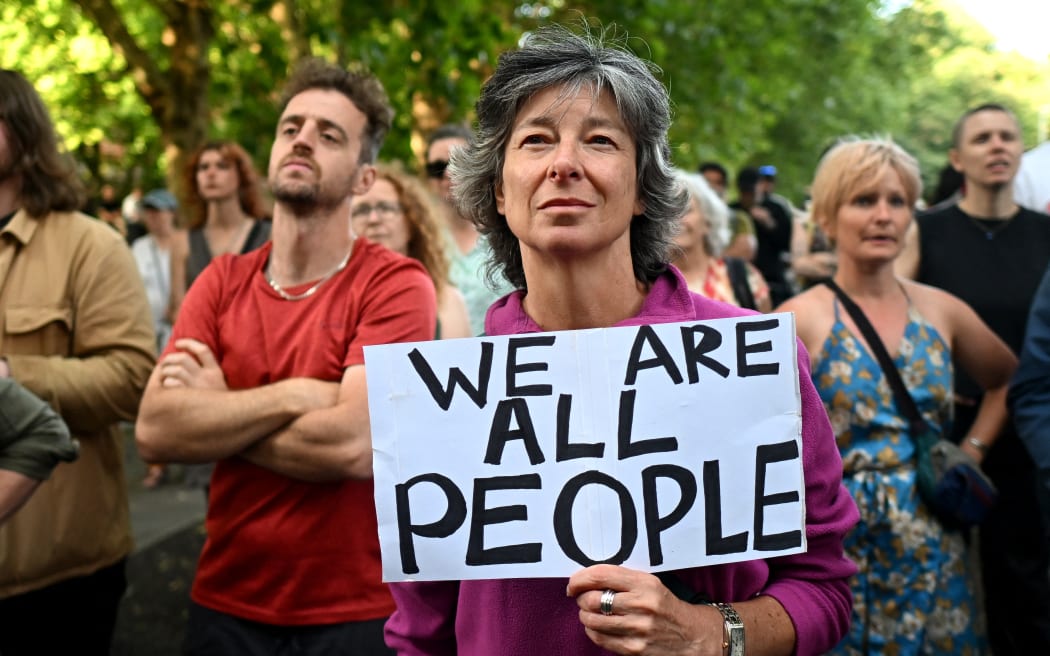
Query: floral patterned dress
813 302 984 655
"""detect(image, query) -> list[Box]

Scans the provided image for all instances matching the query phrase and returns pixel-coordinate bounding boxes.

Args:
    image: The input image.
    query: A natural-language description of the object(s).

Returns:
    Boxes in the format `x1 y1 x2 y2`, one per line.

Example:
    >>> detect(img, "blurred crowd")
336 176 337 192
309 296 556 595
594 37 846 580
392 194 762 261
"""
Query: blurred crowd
2 21 1050 656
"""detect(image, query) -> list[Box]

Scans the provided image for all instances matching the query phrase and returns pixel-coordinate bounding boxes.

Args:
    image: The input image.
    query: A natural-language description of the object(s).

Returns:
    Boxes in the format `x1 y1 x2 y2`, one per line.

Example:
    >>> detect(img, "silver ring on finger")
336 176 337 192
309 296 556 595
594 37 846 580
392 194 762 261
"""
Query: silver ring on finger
599 589 616 616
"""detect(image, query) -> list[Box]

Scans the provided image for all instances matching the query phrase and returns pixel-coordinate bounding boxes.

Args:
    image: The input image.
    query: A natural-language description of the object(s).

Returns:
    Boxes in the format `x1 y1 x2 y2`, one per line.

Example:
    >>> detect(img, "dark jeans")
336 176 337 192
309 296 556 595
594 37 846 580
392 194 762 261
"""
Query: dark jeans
0 557 127 656
183 602 394 656
979 436 1050 655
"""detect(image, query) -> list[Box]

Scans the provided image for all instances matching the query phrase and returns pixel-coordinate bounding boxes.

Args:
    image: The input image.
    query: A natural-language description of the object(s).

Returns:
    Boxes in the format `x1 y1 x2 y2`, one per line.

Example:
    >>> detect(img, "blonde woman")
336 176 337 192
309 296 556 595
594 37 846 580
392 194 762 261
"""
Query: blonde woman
778 137 1015 654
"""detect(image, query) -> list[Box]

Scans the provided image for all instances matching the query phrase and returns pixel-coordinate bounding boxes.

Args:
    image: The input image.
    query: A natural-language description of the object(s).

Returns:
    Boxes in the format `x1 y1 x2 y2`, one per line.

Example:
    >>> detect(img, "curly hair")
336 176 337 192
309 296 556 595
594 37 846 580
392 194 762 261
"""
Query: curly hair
182 140 269 230
279 58 393 164
0 69 84 217
372 162 451 302
449 24 687 290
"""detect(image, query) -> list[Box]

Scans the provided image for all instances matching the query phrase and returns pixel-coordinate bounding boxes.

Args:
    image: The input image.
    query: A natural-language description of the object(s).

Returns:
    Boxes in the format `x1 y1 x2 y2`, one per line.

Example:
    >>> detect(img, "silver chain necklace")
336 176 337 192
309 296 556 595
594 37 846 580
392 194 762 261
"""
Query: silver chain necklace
265 246 353 301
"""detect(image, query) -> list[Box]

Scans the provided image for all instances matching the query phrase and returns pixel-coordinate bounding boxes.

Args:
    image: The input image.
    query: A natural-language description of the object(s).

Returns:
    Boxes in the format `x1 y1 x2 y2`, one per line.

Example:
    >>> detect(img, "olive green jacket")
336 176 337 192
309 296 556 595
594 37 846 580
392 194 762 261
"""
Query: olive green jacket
0 378 78 480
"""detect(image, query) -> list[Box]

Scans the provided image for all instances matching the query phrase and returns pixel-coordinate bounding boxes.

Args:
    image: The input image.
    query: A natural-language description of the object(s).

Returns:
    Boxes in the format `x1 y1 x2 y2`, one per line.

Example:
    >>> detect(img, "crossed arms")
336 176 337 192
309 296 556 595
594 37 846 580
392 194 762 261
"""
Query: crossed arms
135 338 372 482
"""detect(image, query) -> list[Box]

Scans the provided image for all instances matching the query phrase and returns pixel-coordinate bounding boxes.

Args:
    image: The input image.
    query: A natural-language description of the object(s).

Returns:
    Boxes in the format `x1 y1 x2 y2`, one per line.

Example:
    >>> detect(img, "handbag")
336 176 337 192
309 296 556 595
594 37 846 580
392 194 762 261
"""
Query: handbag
823 279 997 527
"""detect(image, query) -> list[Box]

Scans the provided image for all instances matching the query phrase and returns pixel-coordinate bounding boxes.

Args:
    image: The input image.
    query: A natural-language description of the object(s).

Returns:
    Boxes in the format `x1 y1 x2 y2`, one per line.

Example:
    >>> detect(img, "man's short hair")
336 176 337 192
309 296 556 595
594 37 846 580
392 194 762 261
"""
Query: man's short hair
951 102 1019 149
736 167 760 193
425 123 473 156
278 58 394 164
698 161 728 182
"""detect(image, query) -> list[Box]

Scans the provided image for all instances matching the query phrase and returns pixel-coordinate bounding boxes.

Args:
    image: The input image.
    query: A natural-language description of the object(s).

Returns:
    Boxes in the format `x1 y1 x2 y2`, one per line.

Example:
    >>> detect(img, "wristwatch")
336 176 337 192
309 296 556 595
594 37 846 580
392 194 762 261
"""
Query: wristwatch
708 601 744 656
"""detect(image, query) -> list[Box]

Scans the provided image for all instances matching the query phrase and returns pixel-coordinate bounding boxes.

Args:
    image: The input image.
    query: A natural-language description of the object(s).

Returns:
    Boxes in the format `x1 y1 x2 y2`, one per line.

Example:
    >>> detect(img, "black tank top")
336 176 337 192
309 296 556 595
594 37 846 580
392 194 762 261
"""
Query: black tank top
186 219 271 288
918 203 1050 442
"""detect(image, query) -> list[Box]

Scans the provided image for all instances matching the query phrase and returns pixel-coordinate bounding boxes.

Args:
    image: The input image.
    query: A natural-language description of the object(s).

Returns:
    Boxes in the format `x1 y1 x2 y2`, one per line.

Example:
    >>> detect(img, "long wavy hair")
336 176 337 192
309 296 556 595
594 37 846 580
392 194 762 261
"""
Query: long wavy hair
373 162 452 302
182 140 269 230
0 69 85 217
449 24 687 290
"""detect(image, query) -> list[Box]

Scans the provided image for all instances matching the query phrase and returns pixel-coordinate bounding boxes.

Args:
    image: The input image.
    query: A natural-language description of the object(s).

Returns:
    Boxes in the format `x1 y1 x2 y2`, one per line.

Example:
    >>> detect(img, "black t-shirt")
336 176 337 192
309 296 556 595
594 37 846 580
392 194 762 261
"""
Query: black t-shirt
730 198 792 286
917 203 1050 445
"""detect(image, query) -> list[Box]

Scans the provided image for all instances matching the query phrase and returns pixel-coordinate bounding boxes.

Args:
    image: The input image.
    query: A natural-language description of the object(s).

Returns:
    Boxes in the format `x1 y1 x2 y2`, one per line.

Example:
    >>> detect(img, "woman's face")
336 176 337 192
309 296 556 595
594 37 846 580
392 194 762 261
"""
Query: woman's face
830 167 911 263
196 149 241 203
350 178 411 255
673 196 709 252
495 84 642 265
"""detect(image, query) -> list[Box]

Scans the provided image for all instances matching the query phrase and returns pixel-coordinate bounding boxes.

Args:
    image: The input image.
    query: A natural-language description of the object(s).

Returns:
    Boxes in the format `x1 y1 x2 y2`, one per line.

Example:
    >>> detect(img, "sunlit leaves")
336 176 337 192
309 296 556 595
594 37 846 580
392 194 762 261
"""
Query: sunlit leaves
3 0 1049 205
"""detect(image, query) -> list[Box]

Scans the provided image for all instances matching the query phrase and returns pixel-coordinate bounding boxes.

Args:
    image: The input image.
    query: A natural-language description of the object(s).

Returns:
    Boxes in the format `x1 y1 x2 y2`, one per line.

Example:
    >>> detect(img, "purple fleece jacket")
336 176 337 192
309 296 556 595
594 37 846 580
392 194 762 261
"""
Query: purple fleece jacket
385 267 859 656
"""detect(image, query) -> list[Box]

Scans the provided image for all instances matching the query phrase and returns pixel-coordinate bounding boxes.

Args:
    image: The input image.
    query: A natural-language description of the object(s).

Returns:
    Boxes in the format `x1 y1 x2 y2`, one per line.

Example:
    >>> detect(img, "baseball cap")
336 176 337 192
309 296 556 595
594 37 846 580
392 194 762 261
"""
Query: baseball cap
758 165 777 178
140 189 177 211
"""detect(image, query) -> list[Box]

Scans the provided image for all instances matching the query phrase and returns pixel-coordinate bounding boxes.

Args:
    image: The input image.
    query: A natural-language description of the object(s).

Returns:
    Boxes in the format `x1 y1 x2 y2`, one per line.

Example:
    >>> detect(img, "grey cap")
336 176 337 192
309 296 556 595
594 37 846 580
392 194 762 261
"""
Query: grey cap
140 188 177 211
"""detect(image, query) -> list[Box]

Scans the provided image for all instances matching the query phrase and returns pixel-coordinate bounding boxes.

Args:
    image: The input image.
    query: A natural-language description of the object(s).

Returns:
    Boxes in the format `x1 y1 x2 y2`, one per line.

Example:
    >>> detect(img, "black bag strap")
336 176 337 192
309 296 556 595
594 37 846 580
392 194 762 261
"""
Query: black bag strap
724 257 757 311
822 279 928 435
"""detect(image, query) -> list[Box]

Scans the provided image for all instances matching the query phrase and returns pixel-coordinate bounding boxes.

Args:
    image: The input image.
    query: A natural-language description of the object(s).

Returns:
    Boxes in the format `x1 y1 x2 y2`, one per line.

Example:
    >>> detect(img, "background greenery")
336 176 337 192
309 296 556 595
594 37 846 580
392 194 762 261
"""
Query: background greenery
3 0 1048 208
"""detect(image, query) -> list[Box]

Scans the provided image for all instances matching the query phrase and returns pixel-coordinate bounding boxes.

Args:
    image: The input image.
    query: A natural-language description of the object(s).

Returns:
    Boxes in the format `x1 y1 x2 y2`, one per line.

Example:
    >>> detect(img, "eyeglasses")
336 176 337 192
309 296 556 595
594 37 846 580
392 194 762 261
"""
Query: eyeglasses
351 201 402 220
425 160 449 179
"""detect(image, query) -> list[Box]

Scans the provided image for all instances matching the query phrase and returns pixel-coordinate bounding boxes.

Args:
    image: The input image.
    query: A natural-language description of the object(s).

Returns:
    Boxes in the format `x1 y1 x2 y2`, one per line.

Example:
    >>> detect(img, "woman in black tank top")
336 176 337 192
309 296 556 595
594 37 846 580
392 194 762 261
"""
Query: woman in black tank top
170 141 272 321
163 140 272 491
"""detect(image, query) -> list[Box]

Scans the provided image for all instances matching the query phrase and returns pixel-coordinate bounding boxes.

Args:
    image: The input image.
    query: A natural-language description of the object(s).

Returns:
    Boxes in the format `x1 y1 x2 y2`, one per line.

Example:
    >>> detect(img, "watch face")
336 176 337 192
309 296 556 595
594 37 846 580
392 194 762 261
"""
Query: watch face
727 625 745 656
713 602 745 656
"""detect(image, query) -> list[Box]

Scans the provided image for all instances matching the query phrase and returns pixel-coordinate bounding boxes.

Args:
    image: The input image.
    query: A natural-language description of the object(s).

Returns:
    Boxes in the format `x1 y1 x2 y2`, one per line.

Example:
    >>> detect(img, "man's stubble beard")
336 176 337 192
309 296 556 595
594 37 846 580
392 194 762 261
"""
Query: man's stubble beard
271 173 355 218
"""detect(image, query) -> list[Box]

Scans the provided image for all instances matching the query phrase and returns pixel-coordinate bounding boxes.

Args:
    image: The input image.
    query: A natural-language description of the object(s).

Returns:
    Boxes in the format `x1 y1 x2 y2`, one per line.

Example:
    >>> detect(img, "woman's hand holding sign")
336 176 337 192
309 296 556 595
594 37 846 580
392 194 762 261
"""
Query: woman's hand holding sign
568 564 722 655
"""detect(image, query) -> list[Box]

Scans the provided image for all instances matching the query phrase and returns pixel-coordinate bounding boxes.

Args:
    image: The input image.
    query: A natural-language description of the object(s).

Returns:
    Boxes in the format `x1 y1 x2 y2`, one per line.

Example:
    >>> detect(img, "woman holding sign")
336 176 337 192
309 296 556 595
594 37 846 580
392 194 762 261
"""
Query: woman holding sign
385 24 859 656
777 138 1016 654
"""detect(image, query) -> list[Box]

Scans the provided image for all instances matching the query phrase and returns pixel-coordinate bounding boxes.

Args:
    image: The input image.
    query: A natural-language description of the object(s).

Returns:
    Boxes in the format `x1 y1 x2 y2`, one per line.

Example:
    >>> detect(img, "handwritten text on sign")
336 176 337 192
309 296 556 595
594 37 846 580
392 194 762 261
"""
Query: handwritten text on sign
364 314 805 582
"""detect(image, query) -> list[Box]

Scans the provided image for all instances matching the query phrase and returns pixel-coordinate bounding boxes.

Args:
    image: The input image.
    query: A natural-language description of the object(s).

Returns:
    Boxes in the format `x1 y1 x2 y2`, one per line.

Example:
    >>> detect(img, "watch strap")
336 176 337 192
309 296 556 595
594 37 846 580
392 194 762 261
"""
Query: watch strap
708 601 744 656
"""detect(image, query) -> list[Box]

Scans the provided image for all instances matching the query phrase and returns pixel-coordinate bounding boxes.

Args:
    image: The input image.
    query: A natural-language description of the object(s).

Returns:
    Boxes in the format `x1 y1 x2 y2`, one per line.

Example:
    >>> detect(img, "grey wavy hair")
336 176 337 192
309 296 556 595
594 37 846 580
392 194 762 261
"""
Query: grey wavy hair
674 169 731 256
450 24 688 290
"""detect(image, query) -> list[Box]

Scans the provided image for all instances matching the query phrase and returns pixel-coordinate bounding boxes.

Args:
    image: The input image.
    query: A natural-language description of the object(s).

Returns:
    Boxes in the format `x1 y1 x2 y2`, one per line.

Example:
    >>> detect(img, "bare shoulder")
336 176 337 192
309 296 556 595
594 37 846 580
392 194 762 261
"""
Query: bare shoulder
775 285 836 356
901 278 967 316
438 283 472 340
170 229 190 258
900 278 973 339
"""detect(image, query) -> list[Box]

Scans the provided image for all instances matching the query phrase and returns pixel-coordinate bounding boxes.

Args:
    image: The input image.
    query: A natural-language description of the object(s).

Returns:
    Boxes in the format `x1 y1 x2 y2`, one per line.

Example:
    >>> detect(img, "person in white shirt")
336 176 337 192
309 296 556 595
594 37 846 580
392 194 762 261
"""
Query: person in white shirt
1015 140 1050 214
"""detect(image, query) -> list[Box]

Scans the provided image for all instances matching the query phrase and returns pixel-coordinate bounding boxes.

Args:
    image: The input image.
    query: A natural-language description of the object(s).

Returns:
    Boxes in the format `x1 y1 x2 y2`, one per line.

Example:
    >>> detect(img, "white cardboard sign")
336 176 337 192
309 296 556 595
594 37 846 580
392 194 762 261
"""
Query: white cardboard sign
365 313 805 582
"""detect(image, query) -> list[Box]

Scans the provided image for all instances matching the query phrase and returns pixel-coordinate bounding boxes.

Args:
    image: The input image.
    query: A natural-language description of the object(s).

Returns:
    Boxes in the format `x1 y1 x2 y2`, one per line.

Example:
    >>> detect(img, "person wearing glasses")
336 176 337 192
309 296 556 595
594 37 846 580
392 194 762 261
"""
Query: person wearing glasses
352 163 471 339
425 124 513 334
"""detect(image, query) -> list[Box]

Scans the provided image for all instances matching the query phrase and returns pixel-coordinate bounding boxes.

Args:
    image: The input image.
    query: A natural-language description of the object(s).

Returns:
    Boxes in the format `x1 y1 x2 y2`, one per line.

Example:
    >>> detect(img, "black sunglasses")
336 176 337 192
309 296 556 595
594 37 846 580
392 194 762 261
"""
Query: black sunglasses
425 160 449 179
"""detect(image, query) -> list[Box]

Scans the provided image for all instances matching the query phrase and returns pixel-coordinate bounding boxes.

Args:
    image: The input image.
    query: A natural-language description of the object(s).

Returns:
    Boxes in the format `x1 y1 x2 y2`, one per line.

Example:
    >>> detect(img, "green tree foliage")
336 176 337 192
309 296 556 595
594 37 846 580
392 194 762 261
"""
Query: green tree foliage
2 0 1048 208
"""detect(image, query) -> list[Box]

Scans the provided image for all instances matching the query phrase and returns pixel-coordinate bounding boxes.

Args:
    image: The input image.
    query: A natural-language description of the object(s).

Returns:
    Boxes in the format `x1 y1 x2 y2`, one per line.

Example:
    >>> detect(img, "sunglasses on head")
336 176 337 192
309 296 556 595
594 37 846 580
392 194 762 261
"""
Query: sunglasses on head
425 160 449 179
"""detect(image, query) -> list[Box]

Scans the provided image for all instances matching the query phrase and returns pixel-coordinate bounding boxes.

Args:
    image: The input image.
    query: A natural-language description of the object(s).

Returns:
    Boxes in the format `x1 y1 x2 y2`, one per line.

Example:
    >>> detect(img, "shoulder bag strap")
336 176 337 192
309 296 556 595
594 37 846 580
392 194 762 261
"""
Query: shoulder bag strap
725 257 757 311
821 279 928 435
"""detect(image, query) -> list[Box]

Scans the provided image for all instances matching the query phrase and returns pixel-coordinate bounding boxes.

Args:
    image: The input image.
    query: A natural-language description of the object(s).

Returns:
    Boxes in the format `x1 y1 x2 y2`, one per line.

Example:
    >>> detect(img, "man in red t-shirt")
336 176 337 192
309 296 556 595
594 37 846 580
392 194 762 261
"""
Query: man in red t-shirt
136 59 436 655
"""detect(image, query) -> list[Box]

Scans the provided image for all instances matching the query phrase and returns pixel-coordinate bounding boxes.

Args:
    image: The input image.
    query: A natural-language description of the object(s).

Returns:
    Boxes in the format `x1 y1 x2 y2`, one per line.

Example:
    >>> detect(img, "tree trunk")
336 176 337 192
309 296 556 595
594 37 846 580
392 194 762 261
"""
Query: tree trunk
73 0 213 205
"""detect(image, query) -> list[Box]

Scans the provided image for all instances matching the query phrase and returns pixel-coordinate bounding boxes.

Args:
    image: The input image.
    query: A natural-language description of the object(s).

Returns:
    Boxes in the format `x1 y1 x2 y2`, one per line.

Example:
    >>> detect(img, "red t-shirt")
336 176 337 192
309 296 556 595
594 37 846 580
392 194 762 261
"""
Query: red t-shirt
166 237 436 625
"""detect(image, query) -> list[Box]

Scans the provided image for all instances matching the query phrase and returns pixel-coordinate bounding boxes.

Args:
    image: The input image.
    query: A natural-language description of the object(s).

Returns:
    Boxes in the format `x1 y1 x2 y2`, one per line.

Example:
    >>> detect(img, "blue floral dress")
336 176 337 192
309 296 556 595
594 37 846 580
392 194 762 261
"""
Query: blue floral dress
813 302 984 655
